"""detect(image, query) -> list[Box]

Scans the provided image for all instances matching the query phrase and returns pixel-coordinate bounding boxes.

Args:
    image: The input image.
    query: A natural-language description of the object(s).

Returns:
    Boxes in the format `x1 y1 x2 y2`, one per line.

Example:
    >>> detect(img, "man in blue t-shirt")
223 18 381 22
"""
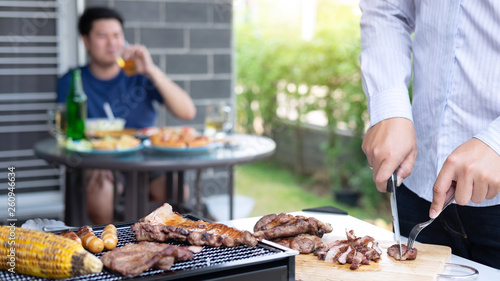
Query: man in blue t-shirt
57 7 196 224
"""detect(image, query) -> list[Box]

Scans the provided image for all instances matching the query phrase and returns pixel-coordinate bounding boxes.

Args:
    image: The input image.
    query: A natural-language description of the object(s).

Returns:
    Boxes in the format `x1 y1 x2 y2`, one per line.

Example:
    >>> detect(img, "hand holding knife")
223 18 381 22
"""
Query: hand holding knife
386 170 403 260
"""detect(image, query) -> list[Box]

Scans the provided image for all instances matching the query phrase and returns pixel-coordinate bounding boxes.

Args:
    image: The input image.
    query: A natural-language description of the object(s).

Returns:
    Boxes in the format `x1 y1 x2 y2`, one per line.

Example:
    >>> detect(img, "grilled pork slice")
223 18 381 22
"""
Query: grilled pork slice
131 203 258 247
314 229 382 270
101 242 200 277
253 213 333 240
387 244 418 261
272 234 324 254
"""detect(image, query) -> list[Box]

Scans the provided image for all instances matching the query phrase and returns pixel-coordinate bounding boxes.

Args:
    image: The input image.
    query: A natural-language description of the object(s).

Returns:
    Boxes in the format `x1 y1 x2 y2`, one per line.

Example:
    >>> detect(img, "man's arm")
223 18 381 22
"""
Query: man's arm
359 0 417 190
146 65 196 120
124 45 196 120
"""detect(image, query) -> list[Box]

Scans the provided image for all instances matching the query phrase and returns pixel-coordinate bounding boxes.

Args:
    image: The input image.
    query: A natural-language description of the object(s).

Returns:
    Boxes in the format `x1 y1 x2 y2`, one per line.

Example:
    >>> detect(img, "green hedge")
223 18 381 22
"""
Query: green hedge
235 2 381 209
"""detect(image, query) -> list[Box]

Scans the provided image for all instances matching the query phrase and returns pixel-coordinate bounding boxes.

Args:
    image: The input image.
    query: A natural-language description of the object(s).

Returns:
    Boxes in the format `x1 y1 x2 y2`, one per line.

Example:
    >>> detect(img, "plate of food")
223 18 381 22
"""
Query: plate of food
144 126 216 154
65 135 143 155
86 128 138 138
135 126 160 139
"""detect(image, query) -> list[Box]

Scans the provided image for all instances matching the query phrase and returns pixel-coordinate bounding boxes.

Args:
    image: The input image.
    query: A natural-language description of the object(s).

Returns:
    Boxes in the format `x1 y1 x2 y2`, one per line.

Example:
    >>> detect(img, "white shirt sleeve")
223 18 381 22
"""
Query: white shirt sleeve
359 0 416 128
475 117 500 156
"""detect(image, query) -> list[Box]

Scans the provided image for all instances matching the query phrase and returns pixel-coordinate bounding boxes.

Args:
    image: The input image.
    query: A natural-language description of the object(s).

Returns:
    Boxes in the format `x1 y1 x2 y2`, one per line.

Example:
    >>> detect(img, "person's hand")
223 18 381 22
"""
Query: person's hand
121 44 196 120
122 44 156 76
362 117 417 192
430 138 500 218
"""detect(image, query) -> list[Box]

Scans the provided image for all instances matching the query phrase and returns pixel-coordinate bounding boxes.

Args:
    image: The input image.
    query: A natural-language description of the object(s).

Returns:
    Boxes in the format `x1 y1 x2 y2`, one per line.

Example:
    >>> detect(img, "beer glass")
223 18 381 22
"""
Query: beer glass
204 102 232 139
47 103 67 145
116 41 137 76
116 56 137 76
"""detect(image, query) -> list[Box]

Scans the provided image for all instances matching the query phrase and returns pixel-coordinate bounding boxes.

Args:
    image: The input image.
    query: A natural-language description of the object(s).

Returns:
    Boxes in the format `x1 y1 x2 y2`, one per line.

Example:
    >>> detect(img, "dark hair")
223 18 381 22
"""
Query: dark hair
78 7 124 36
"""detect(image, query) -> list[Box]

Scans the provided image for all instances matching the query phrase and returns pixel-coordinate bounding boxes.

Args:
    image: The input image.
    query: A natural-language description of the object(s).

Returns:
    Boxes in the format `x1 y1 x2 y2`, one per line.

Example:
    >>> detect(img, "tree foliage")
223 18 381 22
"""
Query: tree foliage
235 1 380 208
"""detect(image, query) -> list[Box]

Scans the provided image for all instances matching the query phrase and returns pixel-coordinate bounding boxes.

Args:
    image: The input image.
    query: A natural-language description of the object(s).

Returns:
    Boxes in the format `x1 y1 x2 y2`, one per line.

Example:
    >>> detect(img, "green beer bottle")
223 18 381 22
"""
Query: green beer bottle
66 69 87 140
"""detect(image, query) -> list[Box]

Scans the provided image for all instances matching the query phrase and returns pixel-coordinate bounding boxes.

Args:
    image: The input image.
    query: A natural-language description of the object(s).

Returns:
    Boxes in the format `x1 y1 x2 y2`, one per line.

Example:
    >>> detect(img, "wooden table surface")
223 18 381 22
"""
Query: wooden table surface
223 211 500 281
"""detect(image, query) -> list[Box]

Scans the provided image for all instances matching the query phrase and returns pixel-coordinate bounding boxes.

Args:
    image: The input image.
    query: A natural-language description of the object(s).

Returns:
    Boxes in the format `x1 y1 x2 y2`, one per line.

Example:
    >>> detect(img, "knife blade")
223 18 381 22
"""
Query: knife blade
386 170 402 260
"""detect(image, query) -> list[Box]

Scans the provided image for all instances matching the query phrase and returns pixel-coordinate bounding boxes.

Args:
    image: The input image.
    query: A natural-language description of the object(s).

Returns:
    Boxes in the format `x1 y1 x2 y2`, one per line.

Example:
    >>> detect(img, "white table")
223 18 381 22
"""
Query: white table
222 211 500 281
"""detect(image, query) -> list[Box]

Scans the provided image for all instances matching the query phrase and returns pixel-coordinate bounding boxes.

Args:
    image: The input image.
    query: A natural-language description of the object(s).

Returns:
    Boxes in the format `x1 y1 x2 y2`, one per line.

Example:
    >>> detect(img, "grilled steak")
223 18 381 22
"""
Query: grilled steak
101 242 200 277
253 213 333 240
387 244 418 261
272 234 324 254
131 203 258 247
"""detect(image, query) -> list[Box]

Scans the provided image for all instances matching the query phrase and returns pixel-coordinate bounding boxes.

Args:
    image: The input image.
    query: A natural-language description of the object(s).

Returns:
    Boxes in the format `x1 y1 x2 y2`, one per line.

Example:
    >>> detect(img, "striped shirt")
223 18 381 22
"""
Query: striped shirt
359 0 500 207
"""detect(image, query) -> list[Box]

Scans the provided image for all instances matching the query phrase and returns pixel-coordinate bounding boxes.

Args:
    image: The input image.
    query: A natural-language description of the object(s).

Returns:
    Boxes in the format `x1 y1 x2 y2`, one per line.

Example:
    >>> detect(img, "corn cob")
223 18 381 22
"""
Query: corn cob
0 225 102 279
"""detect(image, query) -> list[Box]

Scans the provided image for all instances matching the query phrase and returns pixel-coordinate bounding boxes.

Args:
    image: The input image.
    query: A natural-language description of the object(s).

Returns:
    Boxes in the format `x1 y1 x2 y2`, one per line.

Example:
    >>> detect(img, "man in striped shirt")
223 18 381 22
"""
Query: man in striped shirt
359 1 500 268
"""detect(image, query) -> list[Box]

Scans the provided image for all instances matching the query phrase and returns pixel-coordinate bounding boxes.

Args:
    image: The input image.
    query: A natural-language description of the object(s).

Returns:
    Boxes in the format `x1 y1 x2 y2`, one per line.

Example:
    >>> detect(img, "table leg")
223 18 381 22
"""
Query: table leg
64 169 90 226
166 172 174 204
123 172 149 221
137 172 149 218
81 170 88 225
166 171 180 207
229 165 234 220
124 172 138 221
165 171 191 213
64 169 76 226
195 169 202 216
112 170 119 221
178 171 185 204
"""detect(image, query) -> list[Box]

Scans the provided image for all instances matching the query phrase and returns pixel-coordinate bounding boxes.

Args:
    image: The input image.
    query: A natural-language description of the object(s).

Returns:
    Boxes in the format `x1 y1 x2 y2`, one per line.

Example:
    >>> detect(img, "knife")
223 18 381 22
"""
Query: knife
386 170 402 260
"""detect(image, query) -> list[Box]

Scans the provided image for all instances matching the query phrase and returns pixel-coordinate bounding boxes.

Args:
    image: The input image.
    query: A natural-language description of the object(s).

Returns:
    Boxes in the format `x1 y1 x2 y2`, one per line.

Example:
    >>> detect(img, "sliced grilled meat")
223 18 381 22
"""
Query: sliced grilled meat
314 229 382 270
350 251 365 270
387 244 418 261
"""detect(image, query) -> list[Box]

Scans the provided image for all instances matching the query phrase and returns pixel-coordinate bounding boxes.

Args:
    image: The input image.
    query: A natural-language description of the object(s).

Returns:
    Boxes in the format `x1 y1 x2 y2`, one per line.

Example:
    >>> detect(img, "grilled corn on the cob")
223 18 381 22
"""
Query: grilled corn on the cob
0 225 102 279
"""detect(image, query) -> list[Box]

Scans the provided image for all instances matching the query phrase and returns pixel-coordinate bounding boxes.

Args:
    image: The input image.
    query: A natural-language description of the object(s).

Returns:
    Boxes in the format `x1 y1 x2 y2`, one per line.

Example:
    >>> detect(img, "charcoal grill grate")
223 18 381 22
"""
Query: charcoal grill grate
1 223 288 281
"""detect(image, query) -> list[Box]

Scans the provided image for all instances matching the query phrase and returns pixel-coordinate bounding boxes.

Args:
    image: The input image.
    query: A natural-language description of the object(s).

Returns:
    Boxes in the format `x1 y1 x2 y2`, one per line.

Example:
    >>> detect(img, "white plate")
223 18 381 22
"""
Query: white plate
65 143 143 156
143 139 217 155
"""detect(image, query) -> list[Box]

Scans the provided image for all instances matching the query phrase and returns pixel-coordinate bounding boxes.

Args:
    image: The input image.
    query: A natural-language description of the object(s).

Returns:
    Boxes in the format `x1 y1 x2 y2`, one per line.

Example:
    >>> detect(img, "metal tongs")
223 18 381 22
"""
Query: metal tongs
42 225 79 233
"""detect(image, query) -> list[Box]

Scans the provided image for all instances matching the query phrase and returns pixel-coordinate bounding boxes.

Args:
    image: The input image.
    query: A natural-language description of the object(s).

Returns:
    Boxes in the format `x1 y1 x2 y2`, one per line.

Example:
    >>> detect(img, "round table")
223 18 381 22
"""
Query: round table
34 134 276 225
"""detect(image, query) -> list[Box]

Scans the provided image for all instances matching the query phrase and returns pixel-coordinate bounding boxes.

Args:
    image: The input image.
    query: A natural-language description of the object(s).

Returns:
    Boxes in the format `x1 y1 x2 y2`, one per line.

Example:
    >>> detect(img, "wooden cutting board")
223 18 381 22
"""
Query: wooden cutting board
295 238 451 281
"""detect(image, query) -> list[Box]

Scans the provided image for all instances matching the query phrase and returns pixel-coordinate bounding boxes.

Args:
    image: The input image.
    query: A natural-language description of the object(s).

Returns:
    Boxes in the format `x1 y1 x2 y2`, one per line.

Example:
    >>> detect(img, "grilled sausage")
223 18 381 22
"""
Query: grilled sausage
77 225 104 253
60 230 82 244
102 224 118 250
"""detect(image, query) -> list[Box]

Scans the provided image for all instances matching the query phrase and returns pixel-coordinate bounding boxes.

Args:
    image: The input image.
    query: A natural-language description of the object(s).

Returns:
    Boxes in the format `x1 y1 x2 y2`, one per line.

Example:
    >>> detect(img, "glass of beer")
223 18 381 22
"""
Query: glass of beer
47 103 67 145
116 55 137 76
116 40 137 76
204 102 232 139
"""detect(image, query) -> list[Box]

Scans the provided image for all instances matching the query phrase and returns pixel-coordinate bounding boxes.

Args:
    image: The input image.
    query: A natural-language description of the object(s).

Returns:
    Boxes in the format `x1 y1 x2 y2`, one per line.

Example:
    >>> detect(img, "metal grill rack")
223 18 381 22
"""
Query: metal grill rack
1 221 297 281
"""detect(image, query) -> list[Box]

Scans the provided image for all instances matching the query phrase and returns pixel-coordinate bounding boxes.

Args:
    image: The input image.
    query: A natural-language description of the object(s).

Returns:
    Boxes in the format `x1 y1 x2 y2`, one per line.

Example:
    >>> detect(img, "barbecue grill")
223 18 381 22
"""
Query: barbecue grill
2 217 298 281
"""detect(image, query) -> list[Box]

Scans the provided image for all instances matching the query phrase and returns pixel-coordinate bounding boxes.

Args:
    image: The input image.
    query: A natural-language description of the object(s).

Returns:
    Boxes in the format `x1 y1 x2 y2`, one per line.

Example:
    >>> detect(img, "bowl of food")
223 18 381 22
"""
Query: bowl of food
85 118 126 137
86 118 125 131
